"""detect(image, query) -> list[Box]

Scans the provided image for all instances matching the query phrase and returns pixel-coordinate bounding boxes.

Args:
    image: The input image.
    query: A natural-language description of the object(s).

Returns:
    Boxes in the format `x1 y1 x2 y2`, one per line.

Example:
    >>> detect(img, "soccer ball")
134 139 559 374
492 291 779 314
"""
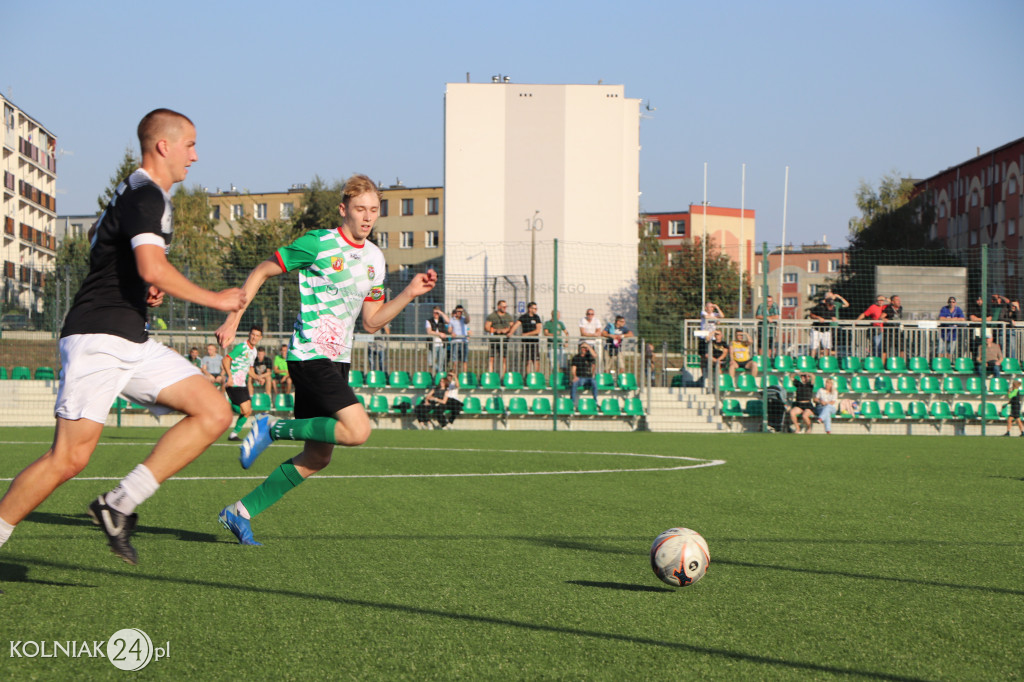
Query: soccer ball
650 527 710 587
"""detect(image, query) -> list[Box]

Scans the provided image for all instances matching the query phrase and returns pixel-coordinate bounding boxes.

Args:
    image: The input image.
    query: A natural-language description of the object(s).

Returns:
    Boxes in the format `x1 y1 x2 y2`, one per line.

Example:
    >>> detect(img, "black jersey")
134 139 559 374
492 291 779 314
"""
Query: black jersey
518 313 542 339
61 169 173 343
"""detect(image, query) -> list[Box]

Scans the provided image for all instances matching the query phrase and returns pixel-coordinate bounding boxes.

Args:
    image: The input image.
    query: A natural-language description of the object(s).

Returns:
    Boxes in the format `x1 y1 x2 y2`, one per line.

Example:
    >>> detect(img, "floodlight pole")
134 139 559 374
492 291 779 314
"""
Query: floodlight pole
739 163 746 318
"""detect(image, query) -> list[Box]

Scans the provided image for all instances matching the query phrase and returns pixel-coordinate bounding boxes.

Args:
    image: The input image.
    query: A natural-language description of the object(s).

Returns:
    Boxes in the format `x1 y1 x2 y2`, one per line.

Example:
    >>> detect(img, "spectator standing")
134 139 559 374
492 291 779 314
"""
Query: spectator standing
484 300 514 374
448 306 470 373
543 310 569 372
881 294 905 362
938 297 965 359
855 295 888 358
807 292 848 358
603 315 635 373
967 296 991 358
511 301 543 374
579 308 604 348
366 324 390 376
755 295 780 359
425 306 449 375
569 342 598 409
1001 299 1020 359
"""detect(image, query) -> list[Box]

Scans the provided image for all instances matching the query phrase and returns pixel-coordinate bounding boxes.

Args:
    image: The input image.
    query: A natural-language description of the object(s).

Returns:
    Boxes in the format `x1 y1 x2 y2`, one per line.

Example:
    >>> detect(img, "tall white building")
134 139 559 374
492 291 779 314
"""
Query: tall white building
2 94 57 320
444 80 641 327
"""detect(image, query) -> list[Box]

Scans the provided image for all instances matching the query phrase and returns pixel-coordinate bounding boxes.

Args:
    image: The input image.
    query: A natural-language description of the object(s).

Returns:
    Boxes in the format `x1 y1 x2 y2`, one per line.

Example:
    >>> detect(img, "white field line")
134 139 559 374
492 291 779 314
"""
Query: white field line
0 442 725 481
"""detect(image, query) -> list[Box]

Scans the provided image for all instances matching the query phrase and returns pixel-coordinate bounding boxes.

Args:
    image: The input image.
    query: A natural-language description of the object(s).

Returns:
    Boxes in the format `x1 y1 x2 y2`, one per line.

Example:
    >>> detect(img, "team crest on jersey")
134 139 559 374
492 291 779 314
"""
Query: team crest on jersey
331 256 345 271
370 286 384 301
367 266 375 280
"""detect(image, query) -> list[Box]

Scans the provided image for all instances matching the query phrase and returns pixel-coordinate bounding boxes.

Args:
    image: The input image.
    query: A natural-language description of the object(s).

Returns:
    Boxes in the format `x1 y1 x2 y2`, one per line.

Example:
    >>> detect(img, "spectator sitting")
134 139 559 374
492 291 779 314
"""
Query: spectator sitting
976 333 1003 378
187 346 202 368
425 306 449 375
414 382 445 429
437 373 463 429
249 346 274 399
814 377 839 435
790 372 816 434
273 343 292 395
200 343 225 391
707 329 729 382
727 330 758 383
570 342 599 409
938 296 965 359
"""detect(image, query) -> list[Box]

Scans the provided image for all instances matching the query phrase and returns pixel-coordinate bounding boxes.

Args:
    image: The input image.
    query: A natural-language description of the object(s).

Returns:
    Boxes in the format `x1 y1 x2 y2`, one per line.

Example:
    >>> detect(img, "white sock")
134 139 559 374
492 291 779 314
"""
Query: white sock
105 464 160 516
0 516 14 549
235 501 251 520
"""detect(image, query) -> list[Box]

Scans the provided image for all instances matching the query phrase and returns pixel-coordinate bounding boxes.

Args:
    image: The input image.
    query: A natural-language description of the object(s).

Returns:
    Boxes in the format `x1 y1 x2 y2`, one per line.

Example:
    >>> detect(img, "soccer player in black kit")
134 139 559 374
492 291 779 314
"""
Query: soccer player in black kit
0 109 245 565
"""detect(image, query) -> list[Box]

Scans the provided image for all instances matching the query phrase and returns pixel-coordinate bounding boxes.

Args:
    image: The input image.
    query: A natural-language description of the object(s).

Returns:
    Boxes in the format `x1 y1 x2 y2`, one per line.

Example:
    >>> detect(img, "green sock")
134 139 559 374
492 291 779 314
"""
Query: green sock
240 460 304 517
231 415 249 435
270 417 338 444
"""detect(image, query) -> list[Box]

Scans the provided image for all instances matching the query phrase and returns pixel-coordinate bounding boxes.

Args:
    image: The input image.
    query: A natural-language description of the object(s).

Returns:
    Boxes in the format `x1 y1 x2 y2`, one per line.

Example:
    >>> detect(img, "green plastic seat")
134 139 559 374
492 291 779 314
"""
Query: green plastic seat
907 401 928 419
721 399 745 417
356 394 366 408
990 377 1009 395
896 376 917 394
964 376 983 395
600 398 622 416
623 397 645 416
525 372 547 391
858 400 882 419
596 373 617 391
736 374 758 392
931 357 953 373
34 366 55 380
549 372 570 390
873 376 894 394
849 375 872 394
111 397 130 411
840 357 861 373
456 396 478 415
773 356 794 372
670 374 685 387
531 397 553 415
365 370 388 389
718 374 735 392
556 397 575 416
479 372 502 390
349 370 364 388
1002 358 1021 373
817 356 840 373
577 398 599 416
391 396 413 414
930 401 953 420
751 355 767 372
1000 403 1012 419
795 356 816 372
981 402 1000 420
617 373 639 391
885 357 908 373
368 395 390 414
458 372 478 389
954 358 975 374
503 372 525 390
412 371 434 390
882 401 905 419
483 397 505 415
744 399 764 417
861 357 884 373
907 357 930 373
250 393 272 412
11 366 30 380
942 376 965 395
954 402 976 419
919 375 941 394
832 376 849 394
0 367 6 380
274 393 294 412
389 371 411 389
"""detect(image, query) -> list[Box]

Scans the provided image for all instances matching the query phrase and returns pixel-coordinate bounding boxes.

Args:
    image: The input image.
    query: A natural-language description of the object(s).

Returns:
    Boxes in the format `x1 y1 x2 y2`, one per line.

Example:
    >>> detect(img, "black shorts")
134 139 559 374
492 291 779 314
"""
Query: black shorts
793 401 814 411
226 387 251 407
522 340 539 360
288 359 359 419
489 336 507 357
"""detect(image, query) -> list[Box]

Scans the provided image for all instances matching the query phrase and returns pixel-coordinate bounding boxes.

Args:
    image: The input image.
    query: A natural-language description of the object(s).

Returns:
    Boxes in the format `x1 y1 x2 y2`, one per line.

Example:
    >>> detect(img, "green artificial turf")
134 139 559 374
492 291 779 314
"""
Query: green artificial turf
0 428 1021 680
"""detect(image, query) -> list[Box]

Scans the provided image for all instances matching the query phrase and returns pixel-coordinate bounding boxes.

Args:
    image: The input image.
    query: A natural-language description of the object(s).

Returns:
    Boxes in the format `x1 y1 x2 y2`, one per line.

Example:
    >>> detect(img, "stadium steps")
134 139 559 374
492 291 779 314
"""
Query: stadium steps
643 387 727 433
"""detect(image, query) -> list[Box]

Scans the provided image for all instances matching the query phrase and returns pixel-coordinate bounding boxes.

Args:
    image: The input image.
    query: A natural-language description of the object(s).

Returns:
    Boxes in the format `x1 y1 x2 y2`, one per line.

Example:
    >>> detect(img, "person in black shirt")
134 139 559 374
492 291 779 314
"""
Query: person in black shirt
511 301 543 374
881 294 906 361
789 372 816 433
0 109 245 564
570 342 599 409
807 292 848 358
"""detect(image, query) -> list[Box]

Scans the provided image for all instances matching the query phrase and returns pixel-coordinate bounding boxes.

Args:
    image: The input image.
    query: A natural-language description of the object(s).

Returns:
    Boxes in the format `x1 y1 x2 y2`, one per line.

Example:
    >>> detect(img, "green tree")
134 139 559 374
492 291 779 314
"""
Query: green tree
97 146 140 213
293 176 344 232
41 231 92 332
222 217 301 333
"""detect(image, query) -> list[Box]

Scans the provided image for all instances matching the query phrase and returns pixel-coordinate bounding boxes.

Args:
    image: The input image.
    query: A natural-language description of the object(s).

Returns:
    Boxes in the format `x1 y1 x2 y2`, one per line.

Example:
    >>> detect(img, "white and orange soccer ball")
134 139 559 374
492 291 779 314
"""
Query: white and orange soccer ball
650 527 710 587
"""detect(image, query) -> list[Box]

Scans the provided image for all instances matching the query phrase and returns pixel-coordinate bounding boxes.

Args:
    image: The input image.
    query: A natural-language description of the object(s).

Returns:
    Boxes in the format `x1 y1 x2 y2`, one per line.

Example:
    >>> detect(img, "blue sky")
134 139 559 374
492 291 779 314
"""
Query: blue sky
7 0 1022 247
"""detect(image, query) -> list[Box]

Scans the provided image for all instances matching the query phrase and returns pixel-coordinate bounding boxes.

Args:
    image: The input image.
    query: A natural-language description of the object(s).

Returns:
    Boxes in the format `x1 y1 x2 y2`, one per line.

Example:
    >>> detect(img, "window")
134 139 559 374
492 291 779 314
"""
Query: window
809 284 821 296
756 261 762 274
938 203 946 218
783 297 798 308
644 221 659 237
3 104 13 129
425 230 439 248
828 259 840 273
231 204 244 219
783 273 797 284
970 231 978 245
281 202 294 219
380 199 388 217
398 264 411 280
971 190 979 207
210 205 220 220
400 231 414 248
1009 176 1018 194
1009 220 1016 236
255 203 267 220
427 197 439 215
808 260 819 273
668 220 685 237
375 232 388 249
401 198 414 216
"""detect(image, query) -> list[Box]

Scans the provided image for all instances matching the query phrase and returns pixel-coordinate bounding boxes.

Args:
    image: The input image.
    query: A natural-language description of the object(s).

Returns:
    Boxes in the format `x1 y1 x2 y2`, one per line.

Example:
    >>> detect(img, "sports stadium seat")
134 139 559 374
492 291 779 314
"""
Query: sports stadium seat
1001 358 1021 374
596 373 617 391
882 401 905 419
11 366 30 380
461 396 482 415
981 402 1000 421
954 358 975 374
861 357 884 373
250 393 272 412
525 372 546 391
617 373 639 391
744 400 764 418
872 376 894 394
817 356 840 373
833 376 849 394
506 397 529 415
849 376 872 394
773 356 794 372
964 376 982 395
34 367 55 380
0 367 6 380
795 356 816 372
391 396 413 414
721 399 745 417
412 371 434 390
600 398 622 416
896 376 917 394
907 357 930 373
503 372 525 390
365 370 387 389
907 401 929 419
942 376 965 395
349 370 365 388
989 377 1009 395
356 394 366 408
556 397 575 416
623 397 645 416
840 357 861 374
367 395 389 414
549 372 570 390
577 398 599 416
1000 403 1012 419
929 401 952 420
931 357 953 374
918 375 941 395
479 372 502 390
857 401 882 419
953 402 976 419
531 397 553 415
483 397 505 415
274 393 294 412
736 374 758 392
389 372 411 389
458 372 478 389
885 357 908 374
111 397 130 411
718 374 735 393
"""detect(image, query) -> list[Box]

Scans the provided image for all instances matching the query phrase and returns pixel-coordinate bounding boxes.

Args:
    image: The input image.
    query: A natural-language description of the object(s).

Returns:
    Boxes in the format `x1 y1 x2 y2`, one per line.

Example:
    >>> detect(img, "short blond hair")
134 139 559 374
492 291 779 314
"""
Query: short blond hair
341 174 382 205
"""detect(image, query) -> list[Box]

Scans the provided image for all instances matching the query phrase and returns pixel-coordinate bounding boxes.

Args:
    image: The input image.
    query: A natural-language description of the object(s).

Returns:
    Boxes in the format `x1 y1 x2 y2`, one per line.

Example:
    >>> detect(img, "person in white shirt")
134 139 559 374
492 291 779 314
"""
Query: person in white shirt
814 377 839 434
579 308 604 348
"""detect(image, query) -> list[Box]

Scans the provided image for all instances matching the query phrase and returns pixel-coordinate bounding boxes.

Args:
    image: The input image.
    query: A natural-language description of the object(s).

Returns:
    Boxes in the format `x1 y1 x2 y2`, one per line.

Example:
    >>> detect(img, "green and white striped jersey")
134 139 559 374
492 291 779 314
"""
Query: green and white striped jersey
226 341 257 387
274 228 386 363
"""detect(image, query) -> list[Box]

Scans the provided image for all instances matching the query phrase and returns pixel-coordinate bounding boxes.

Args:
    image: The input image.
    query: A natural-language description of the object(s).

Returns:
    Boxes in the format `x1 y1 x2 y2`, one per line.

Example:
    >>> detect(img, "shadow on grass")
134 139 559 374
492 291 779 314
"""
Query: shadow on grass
23 511 220 544
567 580 673 593
0 562 92 588
11 556 929 682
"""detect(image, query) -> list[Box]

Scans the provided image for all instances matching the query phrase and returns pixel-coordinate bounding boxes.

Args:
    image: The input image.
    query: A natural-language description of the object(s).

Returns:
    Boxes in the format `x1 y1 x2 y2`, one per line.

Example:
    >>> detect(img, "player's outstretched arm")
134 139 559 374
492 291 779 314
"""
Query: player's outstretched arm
216 258 285 348
362 269 437 333
135 244 246 313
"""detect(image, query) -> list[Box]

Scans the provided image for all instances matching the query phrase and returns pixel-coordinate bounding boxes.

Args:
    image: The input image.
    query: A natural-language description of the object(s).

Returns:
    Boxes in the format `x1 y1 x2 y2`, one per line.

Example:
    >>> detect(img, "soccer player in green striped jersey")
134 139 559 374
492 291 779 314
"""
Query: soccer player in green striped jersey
214 174 436 545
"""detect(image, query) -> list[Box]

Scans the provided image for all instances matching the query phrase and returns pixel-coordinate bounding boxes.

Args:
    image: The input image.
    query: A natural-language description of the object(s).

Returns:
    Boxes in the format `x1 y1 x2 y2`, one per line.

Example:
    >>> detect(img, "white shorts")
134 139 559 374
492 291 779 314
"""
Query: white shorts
810 329 832 351
55 334 202 424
